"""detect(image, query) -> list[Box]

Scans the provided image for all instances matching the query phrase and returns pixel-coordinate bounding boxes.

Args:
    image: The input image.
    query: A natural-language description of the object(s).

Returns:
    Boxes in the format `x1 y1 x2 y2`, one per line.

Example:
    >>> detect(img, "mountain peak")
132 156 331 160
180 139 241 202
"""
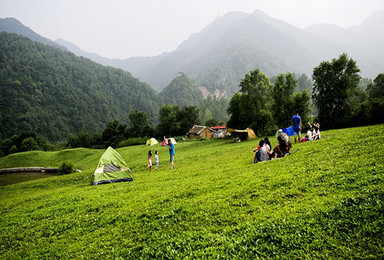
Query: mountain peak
0 17 66 50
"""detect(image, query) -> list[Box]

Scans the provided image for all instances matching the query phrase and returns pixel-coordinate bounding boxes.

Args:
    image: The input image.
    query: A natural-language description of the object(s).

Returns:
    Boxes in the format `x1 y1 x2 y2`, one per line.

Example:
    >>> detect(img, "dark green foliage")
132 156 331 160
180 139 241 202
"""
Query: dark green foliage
58 162 75 175
227 92 243 128
101 120 127 148
292 90 312 126
367 73 384 99
205 118 219 127
117 137 148 147
128 110 153 138
272 73 296 127
0 32 160 142
312 53 362 129
66 131 101 148
159 74 203 107
156 105 180 137
362 73 384 125
0 132 50 156
176 106 200 136
156 105 200 137
227 69 274 135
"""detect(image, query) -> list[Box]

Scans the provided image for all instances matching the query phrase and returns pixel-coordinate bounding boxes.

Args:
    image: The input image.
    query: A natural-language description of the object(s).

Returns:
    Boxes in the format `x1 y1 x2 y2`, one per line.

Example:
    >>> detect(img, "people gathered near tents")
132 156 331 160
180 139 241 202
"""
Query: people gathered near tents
253 140 270 163
253 118 321 163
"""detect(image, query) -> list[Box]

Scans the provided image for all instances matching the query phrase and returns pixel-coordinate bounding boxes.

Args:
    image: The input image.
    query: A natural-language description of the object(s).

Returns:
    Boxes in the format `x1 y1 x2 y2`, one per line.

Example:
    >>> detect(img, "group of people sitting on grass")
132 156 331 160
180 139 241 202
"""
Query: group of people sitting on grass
253 117 321 163
301 119 321 142
253 130 292 163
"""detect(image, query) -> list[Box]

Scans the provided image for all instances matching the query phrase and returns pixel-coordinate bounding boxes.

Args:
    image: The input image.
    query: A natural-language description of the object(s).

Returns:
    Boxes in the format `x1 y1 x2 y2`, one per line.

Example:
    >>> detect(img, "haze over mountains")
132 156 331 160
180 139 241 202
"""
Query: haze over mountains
1 10 383 97
58 10 384 95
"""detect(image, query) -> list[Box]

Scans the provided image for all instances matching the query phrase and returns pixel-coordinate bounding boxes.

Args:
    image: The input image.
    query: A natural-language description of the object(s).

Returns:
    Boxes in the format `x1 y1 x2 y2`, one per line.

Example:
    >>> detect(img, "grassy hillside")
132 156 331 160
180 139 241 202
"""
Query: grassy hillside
0 125 383 258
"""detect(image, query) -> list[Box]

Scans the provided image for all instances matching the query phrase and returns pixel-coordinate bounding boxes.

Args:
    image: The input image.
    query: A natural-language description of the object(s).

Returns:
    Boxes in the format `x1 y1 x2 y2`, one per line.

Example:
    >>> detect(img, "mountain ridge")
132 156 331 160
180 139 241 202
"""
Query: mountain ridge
1 10 383 95
0 17 66 51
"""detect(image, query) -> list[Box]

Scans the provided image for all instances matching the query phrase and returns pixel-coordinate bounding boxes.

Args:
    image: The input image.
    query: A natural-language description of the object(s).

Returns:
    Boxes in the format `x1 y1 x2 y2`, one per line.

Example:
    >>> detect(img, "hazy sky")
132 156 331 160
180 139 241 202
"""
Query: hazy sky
1 0 384 59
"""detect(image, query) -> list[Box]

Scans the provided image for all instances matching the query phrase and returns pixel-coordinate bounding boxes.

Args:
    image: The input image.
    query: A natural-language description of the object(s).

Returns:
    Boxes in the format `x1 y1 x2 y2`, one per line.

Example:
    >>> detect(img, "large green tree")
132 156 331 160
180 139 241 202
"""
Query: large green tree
312 53 361 129
365 73 384 124
367 73 384 99
156 105 180 138
128 110 153 138
227 69 274 135
176 106 200 136
101 120 127 148
291 90 312 126
156 105 200 137
272 73 296 127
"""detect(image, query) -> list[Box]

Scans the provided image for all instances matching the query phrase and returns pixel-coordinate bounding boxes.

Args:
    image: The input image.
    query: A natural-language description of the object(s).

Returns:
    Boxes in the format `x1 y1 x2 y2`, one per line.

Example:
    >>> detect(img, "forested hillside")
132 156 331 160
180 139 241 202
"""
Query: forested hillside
0 32 160 141
159 73 203 107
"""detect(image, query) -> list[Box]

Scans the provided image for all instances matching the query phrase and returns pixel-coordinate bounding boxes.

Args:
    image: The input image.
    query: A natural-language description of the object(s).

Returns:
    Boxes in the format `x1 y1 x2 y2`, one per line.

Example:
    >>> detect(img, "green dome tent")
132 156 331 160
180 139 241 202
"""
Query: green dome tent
146 138 158 146
91 146 133 185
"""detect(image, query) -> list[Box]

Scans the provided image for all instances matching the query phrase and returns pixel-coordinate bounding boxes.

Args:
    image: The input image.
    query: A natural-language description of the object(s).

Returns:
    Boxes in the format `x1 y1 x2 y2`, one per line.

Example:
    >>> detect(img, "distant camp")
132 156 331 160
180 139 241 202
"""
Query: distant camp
161 137 177 146
91 146 133 185
228 128 257 141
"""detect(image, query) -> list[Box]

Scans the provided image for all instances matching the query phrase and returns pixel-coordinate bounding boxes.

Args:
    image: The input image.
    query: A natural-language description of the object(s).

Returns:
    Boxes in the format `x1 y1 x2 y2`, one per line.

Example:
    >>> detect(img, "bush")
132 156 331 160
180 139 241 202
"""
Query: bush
117 137 147 147
58 162 75 175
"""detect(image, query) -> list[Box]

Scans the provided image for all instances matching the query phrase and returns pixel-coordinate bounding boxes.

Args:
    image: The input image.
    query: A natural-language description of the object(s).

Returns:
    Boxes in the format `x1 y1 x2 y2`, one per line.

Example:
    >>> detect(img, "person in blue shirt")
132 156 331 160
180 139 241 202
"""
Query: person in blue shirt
168 139 175 170
291 111 302 143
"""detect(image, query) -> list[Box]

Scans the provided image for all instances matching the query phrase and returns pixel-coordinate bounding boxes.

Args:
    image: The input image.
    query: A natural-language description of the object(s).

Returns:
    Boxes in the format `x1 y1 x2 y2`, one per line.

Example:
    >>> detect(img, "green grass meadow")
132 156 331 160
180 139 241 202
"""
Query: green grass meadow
1 125 383 259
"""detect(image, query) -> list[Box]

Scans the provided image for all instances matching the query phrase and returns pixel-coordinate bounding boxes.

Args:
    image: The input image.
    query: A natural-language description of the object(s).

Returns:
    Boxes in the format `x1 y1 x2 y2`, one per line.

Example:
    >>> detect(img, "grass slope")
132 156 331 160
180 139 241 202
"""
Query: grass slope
0 125 383 259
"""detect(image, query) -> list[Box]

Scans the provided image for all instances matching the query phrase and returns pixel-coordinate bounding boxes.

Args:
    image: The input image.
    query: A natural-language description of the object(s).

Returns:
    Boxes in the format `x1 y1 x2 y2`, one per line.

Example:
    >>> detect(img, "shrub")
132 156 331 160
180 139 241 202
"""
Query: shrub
117 137 147 147
58 162 75 175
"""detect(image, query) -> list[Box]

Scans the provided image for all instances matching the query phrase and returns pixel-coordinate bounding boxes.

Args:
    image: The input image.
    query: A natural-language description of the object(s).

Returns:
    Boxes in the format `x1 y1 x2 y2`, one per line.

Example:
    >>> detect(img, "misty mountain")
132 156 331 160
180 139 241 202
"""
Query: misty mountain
0 17 66 51
3 10 383 97
123 9 383 95
119 10 340 94
304 10 384 79
55 38 131 70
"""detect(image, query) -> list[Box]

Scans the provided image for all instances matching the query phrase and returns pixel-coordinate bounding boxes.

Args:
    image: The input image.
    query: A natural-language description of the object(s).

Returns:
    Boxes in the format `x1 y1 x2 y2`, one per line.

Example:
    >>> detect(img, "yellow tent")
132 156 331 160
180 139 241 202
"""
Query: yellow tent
227 128 257 140
146 138 158 146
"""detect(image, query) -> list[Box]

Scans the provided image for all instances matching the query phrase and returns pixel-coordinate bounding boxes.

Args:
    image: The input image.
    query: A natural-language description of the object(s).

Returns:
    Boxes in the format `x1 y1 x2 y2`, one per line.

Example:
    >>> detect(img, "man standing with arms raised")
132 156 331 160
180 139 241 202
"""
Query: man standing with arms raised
291 111 302 143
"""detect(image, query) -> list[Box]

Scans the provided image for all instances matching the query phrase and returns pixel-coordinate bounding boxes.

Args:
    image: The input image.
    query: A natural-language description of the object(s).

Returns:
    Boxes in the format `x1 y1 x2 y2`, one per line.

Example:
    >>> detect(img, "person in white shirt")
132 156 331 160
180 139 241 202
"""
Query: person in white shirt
155 150 159 171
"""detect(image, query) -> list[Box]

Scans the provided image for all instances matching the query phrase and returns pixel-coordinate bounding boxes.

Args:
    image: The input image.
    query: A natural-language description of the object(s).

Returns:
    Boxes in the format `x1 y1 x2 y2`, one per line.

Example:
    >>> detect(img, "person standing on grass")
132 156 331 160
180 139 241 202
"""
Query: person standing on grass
148 150 152 172
168 139 175 170
291 111 302 143
313 119 321 140
155 150 159 171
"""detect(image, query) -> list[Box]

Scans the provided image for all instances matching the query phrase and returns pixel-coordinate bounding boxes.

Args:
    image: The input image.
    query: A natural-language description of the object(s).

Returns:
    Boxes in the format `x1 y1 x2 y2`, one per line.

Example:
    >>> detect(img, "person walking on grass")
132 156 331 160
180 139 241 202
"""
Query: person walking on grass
168 139 175 170
155 150 159 171
291 111 302 143
148 150 152 172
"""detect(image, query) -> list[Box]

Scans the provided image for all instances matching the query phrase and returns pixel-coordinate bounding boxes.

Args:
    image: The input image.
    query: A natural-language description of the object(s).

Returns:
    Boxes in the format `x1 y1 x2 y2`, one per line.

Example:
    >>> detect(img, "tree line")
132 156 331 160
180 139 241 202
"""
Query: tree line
1 32 383 157
226 53 384 136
